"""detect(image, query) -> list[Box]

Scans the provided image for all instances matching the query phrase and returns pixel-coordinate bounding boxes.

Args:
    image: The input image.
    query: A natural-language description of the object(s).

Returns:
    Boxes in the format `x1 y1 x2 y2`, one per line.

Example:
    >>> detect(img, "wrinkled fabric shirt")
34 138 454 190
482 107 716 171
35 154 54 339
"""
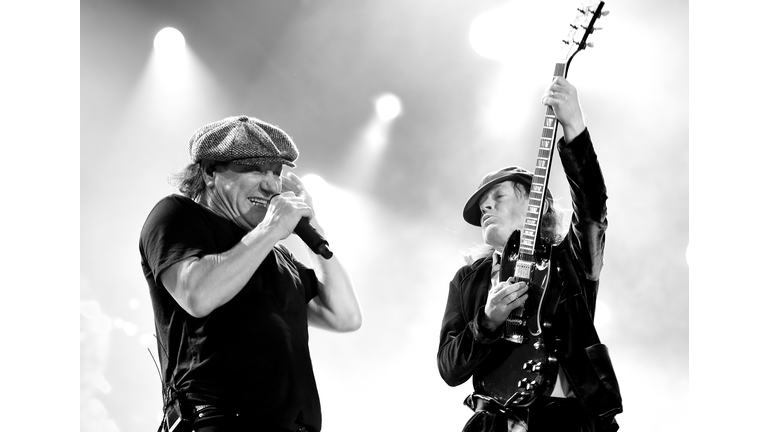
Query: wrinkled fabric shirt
140 195 322 431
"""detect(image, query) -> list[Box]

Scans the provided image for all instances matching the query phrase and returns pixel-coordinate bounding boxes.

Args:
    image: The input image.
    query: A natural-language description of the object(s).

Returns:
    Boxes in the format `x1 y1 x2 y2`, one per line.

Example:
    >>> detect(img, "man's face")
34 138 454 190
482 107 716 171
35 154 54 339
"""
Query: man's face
207 161 283 230
479 181 529 250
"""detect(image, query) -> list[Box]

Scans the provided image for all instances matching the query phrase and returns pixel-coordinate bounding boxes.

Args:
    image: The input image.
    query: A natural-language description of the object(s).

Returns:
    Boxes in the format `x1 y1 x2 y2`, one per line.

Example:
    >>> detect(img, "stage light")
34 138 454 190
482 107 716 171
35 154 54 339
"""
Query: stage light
153 27 185 56
469 9 513 61
375 93 402 121
468 4 561 64
302 173 328 193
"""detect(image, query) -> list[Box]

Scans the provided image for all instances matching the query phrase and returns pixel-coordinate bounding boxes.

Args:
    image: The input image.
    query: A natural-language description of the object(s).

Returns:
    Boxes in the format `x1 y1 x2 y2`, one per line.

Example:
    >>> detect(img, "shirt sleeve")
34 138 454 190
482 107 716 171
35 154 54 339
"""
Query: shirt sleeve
557 128 608 282
274 245 319 303
437 267 501 387
139 196 217 287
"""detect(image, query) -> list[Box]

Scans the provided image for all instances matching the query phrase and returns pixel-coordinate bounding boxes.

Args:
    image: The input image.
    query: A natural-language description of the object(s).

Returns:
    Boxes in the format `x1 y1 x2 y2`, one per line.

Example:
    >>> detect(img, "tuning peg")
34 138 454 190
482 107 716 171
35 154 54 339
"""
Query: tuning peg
592 27 603 31
586 42 595 48
601 10 610 16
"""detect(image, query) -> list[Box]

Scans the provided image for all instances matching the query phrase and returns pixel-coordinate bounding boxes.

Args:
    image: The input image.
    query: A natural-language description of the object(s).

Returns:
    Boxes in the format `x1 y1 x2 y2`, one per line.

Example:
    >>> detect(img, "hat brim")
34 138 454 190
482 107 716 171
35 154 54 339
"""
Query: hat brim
462 173 550 226
231 157 296 168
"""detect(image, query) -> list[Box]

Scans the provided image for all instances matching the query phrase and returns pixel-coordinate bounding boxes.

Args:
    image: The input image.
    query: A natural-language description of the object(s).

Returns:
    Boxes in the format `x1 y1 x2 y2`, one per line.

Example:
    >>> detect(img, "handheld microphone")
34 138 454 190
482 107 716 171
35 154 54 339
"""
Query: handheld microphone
267 193 333 259
294 217 333 259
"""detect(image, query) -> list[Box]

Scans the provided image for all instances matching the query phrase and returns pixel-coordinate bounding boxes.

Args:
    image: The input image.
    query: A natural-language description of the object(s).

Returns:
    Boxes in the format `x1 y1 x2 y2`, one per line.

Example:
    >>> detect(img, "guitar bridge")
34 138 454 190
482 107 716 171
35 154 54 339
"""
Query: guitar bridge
502 333 525 344
503 317 526 343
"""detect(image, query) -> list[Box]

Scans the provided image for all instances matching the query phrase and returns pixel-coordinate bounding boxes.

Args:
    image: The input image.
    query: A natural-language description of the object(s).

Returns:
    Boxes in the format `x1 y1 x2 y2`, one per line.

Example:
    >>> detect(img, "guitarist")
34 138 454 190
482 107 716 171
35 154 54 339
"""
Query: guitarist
437 77 622 432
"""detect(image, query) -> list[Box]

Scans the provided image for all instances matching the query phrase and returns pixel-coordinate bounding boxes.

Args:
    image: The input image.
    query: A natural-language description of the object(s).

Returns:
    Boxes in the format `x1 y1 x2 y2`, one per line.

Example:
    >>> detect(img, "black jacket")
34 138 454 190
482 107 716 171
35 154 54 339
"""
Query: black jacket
437 129 622 431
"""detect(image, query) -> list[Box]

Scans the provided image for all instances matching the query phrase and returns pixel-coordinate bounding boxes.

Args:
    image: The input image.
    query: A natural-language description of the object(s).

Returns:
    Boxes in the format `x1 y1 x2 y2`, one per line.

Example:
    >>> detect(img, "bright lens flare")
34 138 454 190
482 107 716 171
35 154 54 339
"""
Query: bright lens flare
153 27 186 55
469 10 514 61
302 174 328 193
375 93 402 121
468 3 556 63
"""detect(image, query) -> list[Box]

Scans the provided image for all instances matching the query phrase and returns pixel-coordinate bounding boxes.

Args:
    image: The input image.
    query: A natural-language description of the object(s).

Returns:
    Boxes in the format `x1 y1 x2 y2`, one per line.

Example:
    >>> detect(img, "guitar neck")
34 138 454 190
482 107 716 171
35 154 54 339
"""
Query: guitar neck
519 62 568 258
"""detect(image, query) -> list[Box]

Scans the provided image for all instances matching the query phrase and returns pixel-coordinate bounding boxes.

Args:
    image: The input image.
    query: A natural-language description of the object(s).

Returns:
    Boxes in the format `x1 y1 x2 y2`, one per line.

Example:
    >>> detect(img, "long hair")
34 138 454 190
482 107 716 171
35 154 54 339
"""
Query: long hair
168 161 216 201
460 181 570 265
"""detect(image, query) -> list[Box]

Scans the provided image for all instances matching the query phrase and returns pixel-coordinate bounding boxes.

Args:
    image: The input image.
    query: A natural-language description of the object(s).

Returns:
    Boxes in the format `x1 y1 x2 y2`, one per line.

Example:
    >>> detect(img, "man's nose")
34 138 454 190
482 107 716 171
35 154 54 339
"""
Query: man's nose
480 196 494 214
261 173 281 194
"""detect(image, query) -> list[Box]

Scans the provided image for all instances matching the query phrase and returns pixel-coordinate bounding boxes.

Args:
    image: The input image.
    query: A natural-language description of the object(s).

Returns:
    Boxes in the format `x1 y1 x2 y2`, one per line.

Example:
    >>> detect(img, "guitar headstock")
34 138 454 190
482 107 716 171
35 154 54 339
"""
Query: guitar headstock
560 1 608 73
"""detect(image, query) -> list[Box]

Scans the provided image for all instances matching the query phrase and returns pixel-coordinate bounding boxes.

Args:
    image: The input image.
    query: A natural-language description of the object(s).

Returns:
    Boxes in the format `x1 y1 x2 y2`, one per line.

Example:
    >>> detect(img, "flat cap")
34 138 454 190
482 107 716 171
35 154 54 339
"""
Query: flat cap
462 166 553 227
189 115 299 167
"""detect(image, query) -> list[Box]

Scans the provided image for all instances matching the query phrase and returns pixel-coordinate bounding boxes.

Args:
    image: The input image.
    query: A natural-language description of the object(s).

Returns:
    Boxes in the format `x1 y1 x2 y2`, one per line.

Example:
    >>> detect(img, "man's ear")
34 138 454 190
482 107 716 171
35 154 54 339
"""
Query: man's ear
201 161 216 187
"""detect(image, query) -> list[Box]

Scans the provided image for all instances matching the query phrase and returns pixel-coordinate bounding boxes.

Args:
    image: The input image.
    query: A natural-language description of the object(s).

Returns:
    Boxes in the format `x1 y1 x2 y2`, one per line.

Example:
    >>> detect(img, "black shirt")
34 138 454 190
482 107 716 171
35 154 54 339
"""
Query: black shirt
139 194 321 430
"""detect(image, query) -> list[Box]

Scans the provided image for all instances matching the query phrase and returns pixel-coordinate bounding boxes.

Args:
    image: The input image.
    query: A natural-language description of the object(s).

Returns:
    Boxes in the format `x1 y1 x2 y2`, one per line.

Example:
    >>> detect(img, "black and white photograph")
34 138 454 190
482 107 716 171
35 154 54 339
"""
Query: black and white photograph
78 1 688 431
7 0 760 430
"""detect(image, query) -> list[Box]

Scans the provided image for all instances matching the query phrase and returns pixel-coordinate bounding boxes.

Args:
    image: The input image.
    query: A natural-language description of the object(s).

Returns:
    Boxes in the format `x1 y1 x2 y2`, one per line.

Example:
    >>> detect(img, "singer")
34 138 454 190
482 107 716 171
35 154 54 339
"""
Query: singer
139 115 361 432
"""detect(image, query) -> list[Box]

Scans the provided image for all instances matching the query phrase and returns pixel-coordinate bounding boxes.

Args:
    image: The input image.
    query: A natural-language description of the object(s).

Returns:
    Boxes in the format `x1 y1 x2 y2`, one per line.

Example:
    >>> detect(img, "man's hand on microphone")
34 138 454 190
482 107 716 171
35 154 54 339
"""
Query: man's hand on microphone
262 191 313 240
278 172 332 258
281 172 316 221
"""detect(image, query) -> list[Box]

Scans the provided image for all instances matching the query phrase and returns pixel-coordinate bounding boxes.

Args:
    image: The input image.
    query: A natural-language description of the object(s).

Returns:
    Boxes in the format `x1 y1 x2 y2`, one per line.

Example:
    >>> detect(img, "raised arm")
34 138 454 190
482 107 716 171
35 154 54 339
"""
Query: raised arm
544 77 608 281
282 172 362 332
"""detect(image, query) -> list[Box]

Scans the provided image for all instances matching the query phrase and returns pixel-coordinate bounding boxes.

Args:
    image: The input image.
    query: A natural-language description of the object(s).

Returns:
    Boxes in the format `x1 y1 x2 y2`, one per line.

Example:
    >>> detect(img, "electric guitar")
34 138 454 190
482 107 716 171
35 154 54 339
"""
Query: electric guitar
479 0 608 408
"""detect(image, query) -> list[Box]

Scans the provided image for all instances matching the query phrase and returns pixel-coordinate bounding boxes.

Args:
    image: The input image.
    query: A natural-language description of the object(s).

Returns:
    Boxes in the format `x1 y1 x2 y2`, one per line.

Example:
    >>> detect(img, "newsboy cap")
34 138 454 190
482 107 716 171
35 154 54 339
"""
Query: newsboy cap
189 115 299 167
462 166 553 227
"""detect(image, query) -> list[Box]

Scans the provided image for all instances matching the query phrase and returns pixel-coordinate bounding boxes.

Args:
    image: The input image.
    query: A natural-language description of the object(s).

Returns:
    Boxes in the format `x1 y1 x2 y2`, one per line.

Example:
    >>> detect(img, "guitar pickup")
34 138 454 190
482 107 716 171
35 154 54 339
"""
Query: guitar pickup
514 261 533 279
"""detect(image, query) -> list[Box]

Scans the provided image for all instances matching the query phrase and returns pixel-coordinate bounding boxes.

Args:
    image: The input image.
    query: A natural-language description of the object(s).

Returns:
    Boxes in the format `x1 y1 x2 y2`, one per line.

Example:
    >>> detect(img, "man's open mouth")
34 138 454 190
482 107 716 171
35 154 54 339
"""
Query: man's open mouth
248 197 269 208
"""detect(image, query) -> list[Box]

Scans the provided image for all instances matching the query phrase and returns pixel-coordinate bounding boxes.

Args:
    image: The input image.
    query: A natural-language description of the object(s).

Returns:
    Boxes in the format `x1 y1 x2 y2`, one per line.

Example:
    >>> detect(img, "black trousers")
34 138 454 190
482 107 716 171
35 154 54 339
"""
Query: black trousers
463 396 594 432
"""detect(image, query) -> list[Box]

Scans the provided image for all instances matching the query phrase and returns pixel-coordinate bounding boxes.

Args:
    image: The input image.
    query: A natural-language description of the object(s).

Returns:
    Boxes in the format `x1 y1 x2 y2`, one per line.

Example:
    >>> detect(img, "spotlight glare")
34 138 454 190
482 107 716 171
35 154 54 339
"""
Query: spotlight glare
302 174 328 193
469 10 512 61
375 93 402 121
154 27 186 55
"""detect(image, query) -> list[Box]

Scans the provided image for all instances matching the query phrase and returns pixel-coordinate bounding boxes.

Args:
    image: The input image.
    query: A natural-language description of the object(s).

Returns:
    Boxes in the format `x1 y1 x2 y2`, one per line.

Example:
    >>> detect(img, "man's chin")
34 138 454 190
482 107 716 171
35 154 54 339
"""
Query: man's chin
240 209 266 230
483 229 510 250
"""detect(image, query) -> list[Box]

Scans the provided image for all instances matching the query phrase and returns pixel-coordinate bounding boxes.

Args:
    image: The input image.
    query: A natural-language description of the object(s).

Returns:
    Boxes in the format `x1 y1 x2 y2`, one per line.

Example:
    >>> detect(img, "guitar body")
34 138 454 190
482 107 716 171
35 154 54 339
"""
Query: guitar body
479 231 560 408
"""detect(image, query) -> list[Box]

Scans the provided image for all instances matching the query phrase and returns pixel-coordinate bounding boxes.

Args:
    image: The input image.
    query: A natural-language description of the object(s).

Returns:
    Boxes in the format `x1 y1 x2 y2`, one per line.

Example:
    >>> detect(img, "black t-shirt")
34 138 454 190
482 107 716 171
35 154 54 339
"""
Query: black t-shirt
139 194 321 430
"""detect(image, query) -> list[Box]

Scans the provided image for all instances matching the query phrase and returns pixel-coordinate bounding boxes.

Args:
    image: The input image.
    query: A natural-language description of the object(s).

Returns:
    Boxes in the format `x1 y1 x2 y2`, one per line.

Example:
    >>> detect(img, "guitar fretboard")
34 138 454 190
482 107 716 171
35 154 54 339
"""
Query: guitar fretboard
519 62 567 259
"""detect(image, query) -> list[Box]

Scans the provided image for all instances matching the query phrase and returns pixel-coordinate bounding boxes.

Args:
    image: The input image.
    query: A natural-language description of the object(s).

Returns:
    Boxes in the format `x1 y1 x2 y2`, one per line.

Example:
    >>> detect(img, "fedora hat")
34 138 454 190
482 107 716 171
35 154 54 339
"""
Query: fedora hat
462 166 552 226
